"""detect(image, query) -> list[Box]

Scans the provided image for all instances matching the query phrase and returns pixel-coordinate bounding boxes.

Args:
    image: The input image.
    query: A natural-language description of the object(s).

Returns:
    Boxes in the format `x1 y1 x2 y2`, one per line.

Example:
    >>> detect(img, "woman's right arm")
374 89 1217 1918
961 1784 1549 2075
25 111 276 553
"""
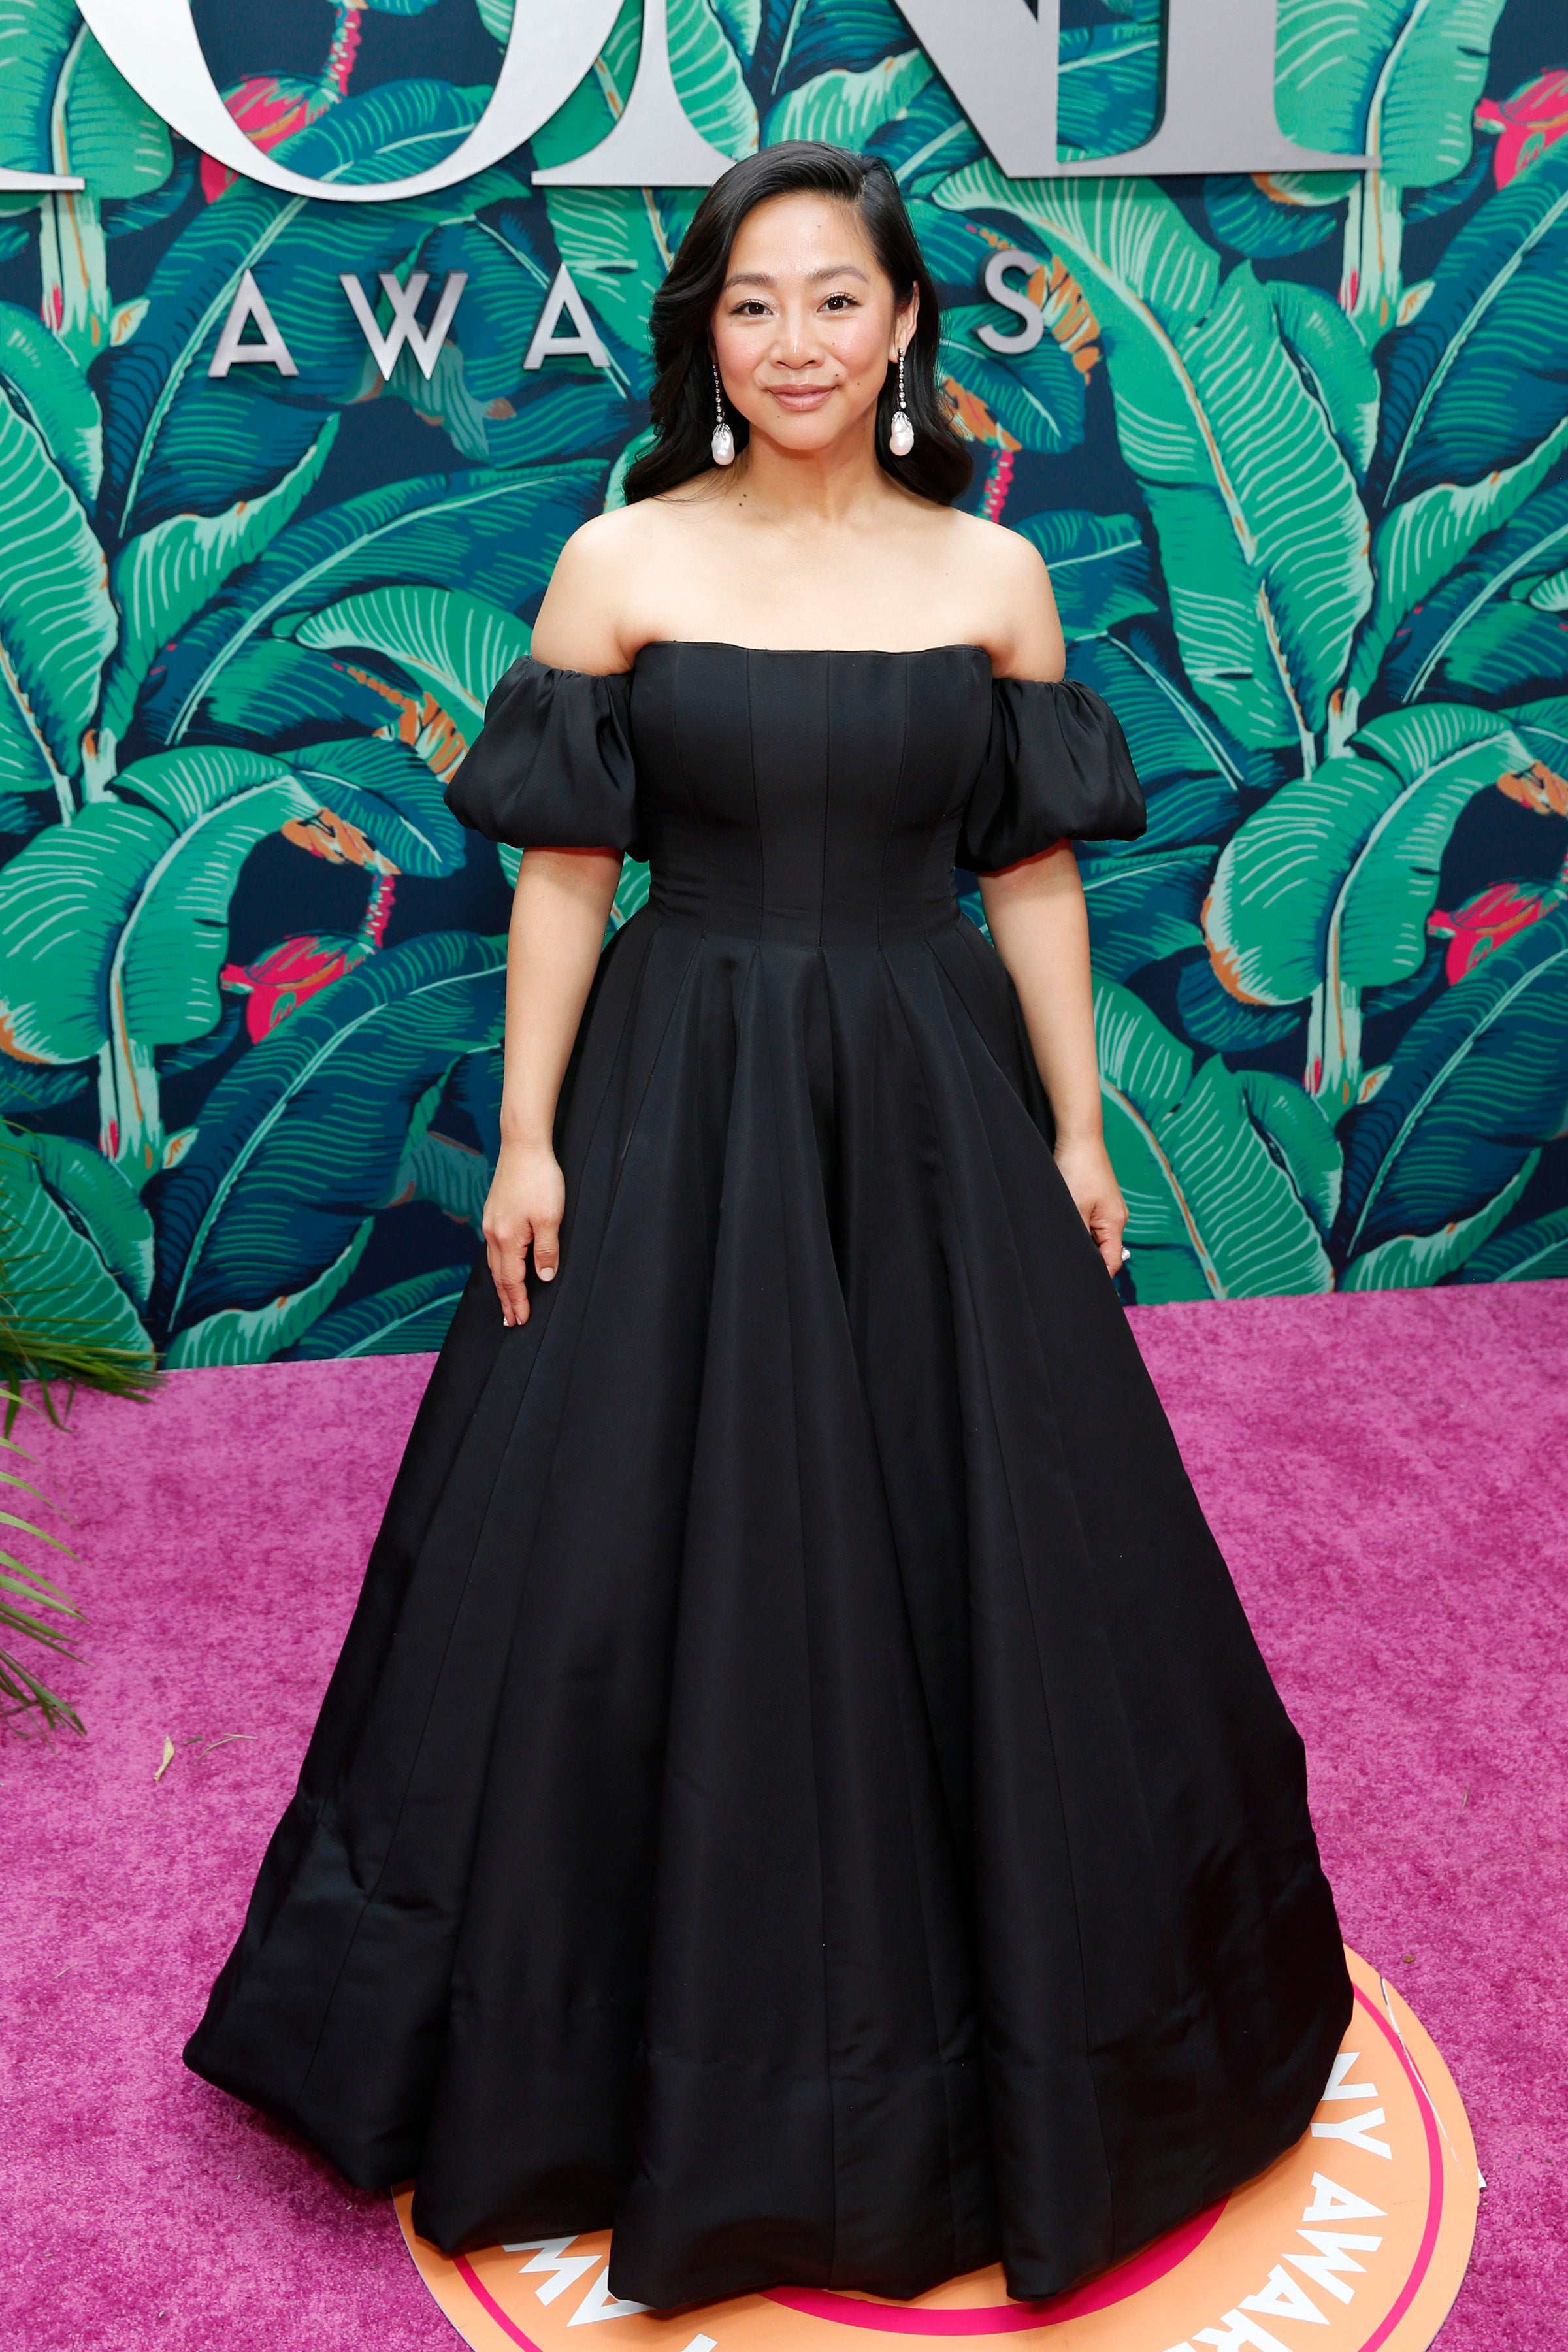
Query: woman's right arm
482 519 642 1326
484 847 620 1326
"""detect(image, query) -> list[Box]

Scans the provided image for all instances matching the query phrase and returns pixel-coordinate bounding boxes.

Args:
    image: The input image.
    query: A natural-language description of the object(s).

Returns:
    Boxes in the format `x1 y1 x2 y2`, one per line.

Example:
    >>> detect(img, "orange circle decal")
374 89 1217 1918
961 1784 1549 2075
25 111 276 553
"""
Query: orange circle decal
399 1950 1478 2352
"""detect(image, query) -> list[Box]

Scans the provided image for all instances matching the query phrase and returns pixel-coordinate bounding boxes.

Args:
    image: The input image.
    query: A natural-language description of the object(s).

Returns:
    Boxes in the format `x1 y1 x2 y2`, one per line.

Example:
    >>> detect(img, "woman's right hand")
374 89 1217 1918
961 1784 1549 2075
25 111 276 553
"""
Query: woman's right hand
482 1139 566 1326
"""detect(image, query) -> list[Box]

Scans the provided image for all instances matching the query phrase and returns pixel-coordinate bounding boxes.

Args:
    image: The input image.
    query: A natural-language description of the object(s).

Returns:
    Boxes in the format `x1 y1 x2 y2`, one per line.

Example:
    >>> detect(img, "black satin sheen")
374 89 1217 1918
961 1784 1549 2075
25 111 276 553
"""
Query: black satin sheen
184 644 1350 2311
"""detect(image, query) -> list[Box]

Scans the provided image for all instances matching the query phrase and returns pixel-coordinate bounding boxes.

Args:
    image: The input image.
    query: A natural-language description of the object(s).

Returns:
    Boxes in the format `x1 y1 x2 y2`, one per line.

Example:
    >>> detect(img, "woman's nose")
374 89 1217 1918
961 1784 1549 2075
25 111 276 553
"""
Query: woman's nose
772 308 823 367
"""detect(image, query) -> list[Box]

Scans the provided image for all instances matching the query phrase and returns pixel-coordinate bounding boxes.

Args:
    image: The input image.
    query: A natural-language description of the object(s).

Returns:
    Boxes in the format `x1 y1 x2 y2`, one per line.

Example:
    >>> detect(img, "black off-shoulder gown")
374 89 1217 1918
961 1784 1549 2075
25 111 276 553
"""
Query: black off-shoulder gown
185 644 1351 2311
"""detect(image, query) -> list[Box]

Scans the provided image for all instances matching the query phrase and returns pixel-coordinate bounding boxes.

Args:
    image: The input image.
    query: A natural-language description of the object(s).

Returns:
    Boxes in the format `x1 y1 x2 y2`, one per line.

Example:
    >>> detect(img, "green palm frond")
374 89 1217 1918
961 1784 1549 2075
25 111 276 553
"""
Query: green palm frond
0 1124 161 1735
0 1428 84 1736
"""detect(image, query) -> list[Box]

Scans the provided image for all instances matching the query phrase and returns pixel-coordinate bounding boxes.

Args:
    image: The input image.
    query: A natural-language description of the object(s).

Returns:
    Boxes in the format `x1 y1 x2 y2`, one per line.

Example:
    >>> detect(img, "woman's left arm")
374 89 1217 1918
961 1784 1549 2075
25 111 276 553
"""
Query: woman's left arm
979 851 1126 1277
977 525 1126 1278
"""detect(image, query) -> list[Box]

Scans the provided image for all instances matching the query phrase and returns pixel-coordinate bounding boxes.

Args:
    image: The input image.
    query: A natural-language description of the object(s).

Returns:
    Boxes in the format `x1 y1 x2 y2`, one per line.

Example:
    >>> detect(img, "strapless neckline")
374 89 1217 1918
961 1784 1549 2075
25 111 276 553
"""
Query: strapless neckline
632 639 992 665
446 643 1145 933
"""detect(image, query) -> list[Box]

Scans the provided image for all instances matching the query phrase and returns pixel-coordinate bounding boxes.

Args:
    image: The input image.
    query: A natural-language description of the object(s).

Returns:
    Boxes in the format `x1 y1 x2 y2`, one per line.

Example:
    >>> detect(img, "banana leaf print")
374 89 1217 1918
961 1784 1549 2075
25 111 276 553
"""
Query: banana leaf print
1336 903 1568 1285
154 930 505 1355
1275 0 1507 186
0 378 114 817
287 1262 472 1358
1011 512 1156 640
1380 480 1568 704
0 0 173 361
1347 142 1568 700
0 0 1561 1347
0 298 103 503
1205 172 1353 258
1066 633 1246 849
1371 142 1568 504
0 1117 154 1365
291 587 532 738
1094 977 1337 1301
101 85 509 534
139 461 602 749
934 169 1375 754
1275 0 1508 334
99 434 336 753
938 303 1085 456
1201 704 1550 1102
1460 1203 1568 1280
1079 847 1212 979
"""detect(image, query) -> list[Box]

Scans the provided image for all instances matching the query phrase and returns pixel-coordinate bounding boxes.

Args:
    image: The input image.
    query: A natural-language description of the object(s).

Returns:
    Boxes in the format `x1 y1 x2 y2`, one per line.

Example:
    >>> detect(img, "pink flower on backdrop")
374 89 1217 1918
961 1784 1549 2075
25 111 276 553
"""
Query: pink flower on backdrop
220 868 395 1039
199 78 339 204
1475 71 1568 187
1427 879 1568 984
220 933 375 1039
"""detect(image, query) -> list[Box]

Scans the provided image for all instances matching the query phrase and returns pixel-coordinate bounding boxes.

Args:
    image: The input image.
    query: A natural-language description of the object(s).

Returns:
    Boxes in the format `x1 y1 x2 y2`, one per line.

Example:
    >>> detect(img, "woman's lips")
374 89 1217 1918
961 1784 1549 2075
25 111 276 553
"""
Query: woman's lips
767 384 835 410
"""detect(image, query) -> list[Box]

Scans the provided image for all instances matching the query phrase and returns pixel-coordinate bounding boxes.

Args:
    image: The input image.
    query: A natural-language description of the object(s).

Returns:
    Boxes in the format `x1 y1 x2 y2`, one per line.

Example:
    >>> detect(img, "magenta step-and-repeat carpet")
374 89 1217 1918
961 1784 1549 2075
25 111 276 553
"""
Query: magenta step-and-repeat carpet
1 1284 1562 2351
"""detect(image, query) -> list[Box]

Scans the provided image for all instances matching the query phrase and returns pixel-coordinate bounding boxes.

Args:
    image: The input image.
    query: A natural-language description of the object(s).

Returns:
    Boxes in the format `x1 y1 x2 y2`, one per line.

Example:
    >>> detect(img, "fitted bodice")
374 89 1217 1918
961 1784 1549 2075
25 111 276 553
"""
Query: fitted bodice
632 643 991 945
444 640 1147 943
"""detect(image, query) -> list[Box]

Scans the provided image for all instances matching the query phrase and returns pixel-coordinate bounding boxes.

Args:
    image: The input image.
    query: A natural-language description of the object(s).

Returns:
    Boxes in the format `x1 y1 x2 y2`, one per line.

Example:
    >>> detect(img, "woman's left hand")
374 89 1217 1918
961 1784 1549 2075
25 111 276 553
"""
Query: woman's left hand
1053 1134 1128 1279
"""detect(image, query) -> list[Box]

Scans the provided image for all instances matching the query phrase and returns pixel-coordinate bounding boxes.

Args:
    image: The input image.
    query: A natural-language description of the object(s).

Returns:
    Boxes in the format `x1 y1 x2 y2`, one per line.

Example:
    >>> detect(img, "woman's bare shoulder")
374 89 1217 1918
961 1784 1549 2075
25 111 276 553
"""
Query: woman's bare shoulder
532 500 689 670
924 503 1043 578
551 498 670 581
914 506 1063 678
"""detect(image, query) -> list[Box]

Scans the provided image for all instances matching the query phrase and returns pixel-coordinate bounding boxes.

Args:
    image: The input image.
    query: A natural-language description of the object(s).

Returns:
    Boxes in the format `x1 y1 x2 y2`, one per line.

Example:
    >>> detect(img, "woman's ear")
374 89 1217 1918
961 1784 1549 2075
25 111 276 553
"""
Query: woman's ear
892 285 920 360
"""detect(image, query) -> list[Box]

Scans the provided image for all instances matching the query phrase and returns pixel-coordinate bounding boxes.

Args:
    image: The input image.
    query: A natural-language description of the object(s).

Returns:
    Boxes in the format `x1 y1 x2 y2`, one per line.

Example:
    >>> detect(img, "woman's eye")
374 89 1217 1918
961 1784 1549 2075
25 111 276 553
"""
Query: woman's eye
731 299 768 316
822 293 859 312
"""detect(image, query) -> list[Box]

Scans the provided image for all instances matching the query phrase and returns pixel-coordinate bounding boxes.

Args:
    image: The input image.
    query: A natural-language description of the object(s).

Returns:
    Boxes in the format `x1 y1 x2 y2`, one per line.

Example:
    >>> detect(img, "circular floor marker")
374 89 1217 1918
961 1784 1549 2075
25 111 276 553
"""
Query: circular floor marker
397 1950 1477 2352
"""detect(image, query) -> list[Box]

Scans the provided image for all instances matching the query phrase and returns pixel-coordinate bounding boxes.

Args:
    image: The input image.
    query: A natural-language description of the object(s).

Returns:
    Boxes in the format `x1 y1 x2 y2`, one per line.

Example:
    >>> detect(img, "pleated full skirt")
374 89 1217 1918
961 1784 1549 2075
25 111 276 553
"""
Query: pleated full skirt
184 909 1351 2310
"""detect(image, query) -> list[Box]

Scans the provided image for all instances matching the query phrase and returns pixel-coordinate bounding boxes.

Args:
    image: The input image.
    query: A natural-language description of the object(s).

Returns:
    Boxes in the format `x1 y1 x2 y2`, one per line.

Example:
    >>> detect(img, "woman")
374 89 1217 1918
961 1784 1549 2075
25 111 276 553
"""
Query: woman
186 142 1352 2313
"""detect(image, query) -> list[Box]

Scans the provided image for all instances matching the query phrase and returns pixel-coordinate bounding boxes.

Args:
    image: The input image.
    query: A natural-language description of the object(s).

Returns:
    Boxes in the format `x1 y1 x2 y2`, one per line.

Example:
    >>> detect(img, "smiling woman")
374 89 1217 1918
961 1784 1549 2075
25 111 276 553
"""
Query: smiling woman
1 6 1556 2341
184 135 1354 2326
624 142 970 506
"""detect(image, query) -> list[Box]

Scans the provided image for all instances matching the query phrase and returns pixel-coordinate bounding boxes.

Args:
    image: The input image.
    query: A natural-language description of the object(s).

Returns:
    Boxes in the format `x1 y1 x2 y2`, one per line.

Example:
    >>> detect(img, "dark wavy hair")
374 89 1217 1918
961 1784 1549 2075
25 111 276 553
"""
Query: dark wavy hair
624 142 972 508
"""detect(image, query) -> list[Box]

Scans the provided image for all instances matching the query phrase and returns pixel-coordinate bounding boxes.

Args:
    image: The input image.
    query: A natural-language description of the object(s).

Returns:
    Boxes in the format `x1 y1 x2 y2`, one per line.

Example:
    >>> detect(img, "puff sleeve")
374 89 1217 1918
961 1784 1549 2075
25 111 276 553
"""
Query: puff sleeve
957 676 1145 874
442 656 641 858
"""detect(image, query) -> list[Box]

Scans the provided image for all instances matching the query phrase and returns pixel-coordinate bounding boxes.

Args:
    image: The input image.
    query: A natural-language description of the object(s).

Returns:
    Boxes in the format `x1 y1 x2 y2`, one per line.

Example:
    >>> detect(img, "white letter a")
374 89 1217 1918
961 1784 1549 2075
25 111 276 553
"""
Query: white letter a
523 265 611 372
208 270 298 378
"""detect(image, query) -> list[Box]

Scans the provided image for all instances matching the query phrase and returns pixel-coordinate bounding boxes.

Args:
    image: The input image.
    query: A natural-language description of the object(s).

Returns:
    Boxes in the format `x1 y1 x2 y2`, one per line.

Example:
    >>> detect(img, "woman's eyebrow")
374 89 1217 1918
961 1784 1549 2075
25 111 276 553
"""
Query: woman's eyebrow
721 264 872 290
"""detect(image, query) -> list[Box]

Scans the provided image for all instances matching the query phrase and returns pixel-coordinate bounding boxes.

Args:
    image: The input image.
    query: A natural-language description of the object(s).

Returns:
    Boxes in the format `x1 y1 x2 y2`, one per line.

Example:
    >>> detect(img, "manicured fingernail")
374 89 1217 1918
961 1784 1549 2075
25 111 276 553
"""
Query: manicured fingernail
539 1266 554 1281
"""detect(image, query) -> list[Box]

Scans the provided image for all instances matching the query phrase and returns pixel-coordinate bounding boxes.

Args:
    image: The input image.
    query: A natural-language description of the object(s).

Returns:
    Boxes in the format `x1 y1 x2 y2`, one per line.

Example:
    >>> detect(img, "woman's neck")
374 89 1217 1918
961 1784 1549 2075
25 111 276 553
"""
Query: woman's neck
721 419 906 531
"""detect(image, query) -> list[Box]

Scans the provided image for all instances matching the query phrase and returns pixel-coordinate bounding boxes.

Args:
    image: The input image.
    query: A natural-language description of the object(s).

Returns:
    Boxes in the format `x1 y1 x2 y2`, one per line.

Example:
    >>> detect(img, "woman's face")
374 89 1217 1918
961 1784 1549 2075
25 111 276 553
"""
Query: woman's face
710 190 915 459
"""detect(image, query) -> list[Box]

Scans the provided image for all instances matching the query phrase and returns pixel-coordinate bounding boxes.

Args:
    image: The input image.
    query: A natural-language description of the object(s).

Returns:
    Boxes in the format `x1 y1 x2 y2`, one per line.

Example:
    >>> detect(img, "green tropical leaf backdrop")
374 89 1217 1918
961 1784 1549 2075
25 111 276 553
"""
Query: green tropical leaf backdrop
0 0 1563 1358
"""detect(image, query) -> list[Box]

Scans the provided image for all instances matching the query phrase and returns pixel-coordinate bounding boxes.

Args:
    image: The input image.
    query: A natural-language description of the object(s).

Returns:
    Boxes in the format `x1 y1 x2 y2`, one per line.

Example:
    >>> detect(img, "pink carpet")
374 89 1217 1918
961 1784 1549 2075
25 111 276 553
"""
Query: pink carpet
2 1283 1562 2350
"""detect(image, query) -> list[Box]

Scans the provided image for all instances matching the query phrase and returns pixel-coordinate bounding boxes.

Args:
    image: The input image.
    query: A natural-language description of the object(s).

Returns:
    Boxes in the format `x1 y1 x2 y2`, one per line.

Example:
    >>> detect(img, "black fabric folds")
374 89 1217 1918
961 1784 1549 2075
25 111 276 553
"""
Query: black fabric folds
959 675 1146 872
442 655 640 856
186 642 1349 2317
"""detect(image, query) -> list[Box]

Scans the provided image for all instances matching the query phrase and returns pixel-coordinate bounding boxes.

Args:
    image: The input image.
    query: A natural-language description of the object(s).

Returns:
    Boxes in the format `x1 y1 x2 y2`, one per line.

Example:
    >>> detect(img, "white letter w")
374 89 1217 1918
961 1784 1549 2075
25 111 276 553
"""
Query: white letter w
340 269 468 381
503 2237 600 2304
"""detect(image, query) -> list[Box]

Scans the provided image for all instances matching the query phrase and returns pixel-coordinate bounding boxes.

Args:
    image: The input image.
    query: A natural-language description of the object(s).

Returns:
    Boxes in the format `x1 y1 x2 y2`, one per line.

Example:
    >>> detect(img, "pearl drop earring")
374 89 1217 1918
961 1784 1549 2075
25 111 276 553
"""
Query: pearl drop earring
889 344 914 459
711 359 735 466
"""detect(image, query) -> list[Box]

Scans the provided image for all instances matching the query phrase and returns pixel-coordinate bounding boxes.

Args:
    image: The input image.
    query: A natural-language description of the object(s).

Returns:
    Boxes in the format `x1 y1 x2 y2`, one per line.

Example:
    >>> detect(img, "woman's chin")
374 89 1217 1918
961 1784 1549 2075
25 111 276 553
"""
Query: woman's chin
747 407 872 459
